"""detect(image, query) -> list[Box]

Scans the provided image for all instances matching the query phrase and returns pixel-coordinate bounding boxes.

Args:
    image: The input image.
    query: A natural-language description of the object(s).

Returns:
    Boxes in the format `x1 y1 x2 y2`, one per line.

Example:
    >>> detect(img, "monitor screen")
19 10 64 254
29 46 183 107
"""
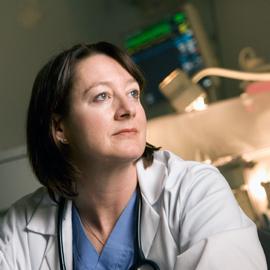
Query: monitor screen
124 8 211 106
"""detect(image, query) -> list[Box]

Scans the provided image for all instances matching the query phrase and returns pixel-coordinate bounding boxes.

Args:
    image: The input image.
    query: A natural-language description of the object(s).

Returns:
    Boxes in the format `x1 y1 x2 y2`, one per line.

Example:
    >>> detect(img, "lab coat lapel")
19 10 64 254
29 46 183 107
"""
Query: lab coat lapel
137 157 167 257
140 195 160 257
26 190 58 269
26 191 73 269
26 193 58 235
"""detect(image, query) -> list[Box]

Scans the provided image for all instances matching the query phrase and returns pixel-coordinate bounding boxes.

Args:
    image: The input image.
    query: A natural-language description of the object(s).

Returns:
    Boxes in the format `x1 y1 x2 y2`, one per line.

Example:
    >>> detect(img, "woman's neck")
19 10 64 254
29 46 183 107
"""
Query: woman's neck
73 161 138 252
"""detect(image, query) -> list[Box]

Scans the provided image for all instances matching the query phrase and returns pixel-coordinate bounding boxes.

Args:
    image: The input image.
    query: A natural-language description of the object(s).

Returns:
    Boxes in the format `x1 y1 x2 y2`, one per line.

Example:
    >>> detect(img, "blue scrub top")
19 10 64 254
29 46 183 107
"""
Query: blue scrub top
72 189 137 270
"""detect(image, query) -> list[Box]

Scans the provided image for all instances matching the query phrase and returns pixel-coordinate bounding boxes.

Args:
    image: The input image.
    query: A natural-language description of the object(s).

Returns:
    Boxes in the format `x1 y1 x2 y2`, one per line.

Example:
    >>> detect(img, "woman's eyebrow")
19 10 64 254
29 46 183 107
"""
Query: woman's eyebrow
127 78 137 84
82 81 111 96
82 78 138 96
125 78 140 90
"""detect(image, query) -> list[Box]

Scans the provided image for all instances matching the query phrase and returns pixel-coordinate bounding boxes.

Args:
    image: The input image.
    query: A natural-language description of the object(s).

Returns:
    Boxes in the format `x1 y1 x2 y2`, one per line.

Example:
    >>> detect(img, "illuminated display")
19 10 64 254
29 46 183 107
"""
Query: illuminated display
124 9 210 106
125 11 187 54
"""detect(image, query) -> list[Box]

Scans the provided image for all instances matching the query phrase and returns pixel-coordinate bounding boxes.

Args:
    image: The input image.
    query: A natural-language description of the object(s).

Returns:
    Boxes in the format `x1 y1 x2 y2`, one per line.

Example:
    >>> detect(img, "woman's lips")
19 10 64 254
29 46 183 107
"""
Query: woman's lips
113 128 138 136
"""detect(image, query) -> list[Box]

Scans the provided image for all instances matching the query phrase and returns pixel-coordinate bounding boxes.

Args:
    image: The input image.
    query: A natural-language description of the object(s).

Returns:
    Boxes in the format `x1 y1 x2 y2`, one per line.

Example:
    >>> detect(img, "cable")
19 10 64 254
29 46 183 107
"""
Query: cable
192 67 270 84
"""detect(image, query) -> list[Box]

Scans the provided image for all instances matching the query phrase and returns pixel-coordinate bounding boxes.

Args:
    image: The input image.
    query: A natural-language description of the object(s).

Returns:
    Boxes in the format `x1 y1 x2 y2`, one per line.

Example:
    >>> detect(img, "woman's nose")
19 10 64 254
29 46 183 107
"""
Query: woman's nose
114 95 136 120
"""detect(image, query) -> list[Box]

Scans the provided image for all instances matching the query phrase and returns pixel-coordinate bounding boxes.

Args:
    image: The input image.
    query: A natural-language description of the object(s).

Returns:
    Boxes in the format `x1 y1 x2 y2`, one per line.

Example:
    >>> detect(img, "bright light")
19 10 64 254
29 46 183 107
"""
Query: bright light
193 96 207 111
185 94 207 112
249 171 267 200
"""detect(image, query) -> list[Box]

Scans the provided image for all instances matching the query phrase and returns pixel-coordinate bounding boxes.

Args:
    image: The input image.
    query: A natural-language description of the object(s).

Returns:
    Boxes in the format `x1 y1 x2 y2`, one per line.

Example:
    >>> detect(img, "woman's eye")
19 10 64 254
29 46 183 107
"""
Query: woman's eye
95 93 108 100
128 90 139 98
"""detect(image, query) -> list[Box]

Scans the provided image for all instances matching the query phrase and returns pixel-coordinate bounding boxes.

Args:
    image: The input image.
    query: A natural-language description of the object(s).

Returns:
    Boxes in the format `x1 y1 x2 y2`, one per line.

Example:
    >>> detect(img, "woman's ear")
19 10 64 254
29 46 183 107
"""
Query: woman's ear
51 114 69 145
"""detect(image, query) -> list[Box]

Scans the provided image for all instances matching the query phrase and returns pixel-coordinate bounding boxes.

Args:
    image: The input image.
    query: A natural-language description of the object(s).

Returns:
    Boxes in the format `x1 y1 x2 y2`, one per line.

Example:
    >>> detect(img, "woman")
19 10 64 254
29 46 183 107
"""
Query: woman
0 42 267 269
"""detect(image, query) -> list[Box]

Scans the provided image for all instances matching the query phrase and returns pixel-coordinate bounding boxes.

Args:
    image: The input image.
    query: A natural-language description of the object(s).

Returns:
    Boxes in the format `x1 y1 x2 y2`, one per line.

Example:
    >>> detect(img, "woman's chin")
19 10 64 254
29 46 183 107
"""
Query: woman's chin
108 145 145 163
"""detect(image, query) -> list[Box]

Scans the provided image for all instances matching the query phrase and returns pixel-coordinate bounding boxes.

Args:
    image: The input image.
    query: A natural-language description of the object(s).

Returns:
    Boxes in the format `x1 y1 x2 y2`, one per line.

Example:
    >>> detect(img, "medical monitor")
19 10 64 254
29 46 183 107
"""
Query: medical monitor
124 4 217 117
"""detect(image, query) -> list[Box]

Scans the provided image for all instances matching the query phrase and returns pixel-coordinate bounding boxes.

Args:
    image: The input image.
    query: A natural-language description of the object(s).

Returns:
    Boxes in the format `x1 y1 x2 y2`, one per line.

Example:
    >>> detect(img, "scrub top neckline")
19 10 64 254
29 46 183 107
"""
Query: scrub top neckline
72 189 137 270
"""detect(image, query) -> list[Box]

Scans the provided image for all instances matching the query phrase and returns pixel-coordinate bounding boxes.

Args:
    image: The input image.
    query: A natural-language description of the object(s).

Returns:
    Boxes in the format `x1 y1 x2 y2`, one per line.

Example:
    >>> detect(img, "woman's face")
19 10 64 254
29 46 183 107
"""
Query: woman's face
62 54 147 168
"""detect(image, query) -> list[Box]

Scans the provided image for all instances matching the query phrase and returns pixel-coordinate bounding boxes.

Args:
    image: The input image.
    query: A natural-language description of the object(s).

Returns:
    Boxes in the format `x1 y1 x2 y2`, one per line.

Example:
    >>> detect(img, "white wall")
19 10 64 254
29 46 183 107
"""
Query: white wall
0 0 145 153
0 146 40 210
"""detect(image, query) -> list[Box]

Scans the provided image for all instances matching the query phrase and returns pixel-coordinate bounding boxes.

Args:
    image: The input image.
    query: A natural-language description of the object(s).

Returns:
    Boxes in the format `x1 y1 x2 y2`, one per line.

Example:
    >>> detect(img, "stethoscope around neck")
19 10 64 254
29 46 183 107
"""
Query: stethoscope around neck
57 185 160 270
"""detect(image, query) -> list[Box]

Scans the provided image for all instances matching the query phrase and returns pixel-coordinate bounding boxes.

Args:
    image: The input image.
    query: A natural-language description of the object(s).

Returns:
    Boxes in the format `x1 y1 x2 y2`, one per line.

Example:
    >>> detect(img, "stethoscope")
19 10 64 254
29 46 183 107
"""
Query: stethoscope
57 185 160 270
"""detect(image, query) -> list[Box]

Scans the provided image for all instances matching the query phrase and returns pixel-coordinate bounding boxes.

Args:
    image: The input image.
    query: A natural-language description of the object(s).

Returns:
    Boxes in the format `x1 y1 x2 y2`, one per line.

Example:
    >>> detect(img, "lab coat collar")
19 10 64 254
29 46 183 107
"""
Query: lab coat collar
26 192 58 235
26 190 73 235
137 154 167 205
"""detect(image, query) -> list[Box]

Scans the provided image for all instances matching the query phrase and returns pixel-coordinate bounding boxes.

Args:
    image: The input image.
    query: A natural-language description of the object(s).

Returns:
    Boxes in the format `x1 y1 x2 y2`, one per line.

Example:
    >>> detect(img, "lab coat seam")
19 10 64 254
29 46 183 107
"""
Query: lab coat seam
177 165 223 251
179 163 225 218
164 162 214 253
178 170 199 225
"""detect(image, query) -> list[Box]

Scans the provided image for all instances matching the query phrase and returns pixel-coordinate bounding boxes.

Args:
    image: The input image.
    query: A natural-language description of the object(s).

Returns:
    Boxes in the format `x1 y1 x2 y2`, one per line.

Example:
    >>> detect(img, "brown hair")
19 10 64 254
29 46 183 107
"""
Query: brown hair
26 42 160 202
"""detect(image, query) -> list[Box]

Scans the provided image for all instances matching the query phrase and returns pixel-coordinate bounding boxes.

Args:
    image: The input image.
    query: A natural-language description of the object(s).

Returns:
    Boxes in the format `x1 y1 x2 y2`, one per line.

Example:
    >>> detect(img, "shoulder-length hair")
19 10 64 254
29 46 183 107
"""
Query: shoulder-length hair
26 41 160 202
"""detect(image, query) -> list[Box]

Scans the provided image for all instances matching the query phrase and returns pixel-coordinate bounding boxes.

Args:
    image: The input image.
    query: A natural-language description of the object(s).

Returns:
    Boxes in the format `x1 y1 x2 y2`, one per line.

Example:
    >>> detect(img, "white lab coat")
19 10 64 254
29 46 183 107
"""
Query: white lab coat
0 150 267 269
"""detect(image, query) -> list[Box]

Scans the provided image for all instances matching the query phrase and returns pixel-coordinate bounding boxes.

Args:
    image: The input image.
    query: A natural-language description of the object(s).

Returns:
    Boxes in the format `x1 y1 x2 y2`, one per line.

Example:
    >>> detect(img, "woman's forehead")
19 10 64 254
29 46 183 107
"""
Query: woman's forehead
73 54 135 87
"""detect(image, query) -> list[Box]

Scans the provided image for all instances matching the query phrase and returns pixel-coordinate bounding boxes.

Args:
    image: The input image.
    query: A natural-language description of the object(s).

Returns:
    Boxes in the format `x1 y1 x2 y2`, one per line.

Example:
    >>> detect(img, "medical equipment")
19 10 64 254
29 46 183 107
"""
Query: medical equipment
124 3 218 120
57 185 160 270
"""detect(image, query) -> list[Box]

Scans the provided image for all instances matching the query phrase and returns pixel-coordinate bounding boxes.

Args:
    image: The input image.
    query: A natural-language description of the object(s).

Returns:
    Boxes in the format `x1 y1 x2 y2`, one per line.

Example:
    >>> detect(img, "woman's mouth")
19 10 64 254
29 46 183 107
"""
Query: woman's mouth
113 128 138 136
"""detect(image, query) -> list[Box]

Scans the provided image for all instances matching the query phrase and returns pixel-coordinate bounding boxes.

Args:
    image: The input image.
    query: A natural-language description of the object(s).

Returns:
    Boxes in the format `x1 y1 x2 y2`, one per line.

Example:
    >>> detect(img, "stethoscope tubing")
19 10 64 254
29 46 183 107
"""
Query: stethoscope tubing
58 196 67 270
57 186 160 270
